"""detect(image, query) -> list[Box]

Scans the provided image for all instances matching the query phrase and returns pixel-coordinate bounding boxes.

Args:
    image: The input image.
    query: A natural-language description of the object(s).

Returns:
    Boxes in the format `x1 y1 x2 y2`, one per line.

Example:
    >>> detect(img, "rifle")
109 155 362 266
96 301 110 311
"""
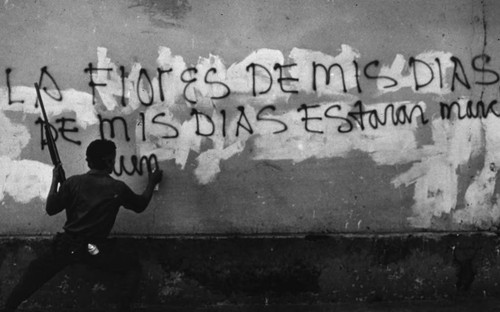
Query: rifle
35 82 66 182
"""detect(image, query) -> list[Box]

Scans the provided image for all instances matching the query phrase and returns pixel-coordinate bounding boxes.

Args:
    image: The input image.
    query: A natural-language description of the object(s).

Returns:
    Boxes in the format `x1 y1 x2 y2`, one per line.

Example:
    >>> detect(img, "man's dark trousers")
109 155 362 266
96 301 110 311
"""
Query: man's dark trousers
4 233 141 311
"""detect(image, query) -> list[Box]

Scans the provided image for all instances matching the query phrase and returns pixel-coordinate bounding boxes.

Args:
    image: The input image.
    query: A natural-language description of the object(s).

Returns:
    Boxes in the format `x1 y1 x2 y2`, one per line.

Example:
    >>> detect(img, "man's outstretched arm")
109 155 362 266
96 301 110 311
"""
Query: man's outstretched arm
123 168 163 213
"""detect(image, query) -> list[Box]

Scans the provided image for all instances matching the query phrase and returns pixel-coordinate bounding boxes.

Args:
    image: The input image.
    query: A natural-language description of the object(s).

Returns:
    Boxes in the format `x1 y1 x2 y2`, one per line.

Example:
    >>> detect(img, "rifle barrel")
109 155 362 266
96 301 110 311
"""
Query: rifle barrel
35 83 62 166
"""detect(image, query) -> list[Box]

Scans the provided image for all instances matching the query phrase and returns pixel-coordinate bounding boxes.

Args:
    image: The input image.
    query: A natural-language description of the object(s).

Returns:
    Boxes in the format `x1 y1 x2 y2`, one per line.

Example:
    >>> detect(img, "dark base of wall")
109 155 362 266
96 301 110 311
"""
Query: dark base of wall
0 233 499 310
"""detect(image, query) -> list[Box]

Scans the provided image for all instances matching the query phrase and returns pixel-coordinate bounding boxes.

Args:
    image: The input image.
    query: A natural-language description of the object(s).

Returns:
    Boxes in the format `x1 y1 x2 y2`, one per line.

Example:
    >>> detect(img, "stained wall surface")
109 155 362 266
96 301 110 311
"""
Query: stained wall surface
1 0 500 235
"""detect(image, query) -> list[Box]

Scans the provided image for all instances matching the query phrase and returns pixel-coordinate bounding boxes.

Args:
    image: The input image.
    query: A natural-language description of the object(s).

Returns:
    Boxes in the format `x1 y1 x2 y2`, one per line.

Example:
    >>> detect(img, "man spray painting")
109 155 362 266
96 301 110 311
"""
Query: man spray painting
2 139 163 312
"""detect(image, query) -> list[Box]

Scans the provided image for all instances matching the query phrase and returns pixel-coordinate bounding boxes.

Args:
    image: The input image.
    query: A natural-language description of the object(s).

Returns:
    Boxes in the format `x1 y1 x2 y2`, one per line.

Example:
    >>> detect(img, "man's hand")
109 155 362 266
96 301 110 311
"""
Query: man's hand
148 168 163 186
52 164 65 184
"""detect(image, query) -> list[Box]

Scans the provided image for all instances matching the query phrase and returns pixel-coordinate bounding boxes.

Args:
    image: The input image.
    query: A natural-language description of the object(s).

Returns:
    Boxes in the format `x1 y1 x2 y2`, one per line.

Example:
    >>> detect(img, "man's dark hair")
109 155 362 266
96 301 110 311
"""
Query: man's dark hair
86 139 117 170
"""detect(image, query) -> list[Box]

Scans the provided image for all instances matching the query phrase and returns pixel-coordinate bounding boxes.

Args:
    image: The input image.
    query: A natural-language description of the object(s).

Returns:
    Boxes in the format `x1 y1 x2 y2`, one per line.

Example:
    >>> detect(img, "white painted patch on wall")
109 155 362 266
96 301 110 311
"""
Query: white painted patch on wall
0 110 30 158
253 100 422 164
0 156 52 203
454 114 500 227
391 99 485 228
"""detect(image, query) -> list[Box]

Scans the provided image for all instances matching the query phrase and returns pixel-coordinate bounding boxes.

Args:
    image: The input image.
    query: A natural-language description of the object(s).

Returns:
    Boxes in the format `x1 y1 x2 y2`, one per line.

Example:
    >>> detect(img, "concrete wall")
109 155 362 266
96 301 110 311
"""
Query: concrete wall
3 1 500 308
1 0 500 236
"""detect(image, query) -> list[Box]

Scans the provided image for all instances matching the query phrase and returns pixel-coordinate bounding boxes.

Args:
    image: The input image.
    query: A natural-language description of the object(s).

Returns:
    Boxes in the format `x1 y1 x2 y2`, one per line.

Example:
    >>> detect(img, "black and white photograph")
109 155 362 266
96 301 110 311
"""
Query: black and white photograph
1 1 500 311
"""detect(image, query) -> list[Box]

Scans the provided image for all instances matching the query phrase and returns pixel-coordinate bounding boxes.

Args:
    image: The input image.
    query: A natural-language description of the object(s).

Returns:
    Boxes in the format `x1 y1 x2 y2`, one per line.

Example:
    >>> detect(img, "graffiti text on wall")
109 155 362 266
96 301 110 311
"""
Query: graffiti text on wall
3 45 500 228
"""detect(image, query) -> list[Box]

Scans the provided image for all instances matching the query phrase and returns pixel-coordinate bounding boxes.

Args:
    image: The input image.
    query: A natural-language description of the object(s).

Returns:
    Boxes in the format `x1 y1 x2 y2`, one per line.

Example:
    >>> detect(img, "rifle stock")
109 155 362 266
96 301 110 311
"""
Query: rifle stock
35 83 66 182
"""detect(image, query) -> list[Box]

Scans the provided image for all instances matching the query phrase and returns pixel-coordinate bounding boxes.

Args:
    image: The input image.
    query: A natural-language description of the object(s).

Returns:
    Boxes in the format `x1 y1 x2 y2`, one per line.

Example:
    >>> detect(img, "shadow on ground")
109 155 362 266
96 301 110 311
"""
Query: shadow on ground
12 298 500 312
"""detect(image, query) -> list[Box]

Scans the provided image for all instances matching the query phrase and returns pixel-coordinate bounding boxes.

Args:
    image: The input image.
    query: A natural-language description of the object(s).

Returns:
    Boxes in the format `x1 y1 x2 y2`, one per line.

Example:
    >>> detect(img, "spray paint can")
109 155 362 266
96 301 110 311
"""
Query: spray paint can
87 243 99 256
153 167 160 191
